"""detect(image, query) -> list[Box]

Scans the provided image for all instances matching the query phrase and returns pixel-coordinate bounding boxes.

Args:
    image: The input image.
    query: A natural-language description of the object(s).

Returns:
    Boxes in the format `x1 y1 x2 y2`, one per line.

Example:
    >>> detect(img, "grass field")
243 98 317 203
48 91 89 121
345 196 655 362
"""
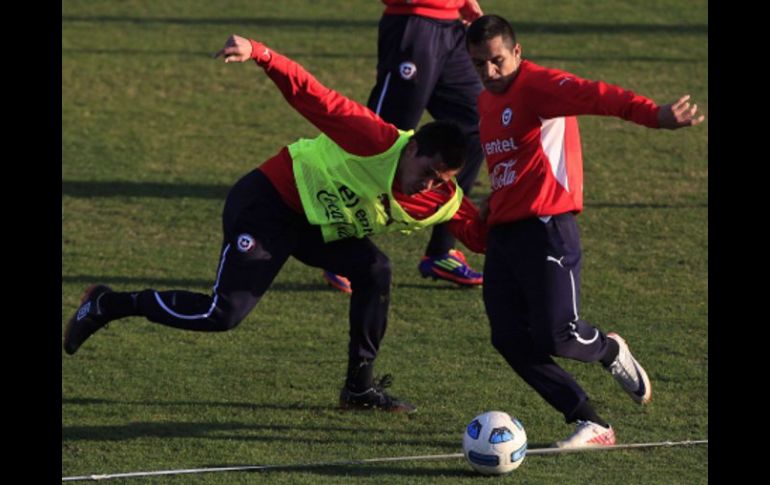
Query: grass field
62 1 708 483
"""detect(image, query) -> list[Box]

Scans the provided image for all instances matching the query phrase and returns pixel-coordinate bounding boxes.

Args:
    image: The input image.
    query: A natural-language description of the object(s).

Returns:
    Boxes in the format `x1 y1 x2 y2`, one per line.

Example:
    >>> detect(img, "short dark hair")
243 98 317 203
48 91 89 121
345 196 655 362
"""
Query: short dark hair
412 120 466 170
466 14 517 49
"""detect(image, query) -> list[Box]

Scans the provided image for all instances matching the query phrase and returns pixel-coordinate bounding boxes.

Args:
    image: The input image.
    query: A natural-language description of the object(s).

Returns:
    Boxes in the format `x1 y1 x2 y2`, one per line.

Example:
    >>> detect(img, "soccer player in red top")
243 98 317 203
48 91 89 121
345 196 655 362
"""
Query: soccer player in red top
465 15 704 447
64 34 486 413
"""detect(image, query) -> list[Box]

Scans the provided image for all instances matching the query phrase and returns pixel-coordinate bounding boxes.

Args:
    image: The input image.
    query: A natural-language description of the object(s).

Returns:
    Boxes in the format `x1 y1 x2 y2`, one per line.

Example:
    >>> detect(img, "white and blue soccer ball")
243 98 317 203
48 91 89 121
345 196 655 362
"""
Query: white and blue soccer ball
462 410 527 475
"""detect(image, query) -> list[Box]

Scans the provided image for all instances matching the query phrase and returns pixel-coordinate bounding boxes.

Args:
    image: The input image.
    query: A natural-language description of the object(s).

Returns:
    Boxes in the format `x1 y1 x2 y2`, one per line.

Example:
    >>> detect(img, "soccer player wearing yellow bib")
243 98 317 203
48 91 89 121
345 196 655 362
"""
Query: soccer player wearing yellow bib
64 35 487 413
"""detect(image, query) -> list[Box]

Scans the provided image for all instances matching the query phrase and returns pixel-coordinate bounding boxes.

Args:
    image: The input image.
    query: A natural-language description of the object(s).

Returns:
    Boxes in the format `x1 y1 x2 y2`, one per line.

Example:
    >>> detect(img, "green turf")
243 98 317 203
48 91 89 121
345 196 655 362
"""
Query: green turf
62 1 707 482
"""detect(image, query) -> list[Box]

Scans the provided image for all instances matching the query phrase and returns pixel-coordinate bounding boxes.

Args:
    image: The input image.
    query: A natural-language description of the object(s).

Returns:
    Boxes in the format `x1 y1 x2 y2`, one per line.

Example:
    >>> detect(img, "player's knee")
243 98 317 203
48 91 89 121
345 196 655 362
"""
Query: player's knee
490 331 507 354
210 304 251 331
350 253 392 289
532 324 574 357
213 312 244 331
370 253 392 284
490 330 526 365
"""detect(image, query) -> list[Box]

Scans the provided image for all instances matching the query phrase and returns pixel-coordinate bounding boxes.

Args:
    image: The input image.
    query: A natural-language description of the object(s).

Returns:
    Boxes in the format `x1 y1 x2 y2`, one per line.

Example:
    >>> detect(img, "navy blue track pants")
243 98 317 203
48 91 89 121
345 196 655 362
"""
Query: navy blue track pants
367 14 483 255
482 213 610 422
133 169 391 370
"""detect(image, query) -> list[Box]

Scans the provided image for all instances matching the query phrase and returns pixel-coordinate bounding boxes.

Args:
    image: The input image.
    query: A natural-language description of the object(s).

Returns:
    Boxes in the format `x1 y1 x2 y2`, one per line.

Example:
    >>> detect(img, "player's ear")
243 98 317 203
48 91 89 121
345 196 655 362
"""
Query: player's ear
402 139 418 161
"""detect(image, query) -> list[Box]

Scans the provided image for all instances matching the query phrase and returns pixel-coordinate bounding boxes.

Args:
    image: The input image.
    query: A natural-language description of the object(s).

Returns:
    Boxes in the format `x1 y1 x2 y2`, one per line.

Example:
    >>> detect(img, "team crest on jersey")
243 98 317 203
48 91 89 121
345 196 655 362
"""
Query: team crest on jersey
399 61 417 80
501 107 513 126
236 233 256 253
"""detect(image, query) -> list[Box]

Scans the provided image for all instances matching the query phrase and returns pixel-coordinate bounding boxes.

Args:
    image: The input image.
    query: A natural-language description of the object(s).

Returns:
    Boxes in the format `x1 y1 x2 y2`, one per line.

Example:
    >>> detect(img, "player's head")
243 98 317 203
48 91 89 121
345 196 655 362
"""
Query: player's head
466 15 522 94
396 120 466 196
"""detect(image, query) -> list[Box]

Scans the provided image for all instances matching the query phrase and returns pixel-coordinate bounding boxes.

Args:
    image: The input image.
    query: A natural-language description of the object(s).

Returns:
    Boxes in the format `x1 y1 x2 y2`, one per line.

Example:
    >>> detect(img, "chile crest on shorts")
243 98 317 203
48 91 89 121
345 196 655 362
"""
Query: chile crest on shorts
399 61 417 80
237 233 256 253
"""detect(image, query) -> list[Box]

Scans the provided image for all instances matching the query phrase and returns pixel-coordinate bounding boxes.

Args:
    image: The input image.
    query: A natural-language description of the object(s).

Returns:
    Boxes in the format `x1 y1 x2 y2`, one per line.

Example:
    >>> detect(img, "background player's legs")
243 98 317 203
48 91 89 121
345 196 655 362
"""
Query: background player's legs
424 21 483 259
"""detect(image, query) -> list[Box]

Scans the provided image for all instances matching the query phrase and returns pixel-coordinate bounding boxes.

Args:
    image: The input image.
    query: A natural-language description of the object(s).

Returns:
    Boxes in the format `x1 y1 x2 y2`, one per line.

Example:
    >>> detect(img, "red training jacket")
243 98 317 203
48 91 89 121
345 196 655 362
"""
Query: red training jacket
250 40 487 253
477 60 660 227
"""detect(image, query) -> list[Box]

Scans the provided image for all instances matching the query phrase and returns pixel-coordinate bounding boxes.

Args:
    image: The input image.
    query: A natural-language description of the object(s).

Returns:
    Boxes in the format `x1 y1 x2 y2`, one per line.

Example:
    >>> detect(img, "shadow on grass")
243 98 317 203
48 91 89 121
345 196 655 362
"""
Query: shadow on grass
62 48 703 64
63 48 377 59
62 420 459 449
531 54 706 64
63 397 451 434
62 180 229 200
63 397 333 413
62 398 554 444
62 16 380 29
61 16 708 35
394 282 482 291
62 181 707 210
62 397 343 412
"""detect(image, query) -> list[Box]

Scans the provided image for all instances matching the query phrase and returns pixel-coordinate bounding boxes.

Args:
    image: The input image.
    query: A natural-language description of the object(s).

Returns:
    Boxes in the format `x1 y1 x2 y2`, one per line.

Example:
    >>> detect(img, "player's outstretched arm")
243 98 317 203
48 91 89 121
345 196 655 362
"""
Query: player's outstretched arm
212 34 397 155
657 94 706 129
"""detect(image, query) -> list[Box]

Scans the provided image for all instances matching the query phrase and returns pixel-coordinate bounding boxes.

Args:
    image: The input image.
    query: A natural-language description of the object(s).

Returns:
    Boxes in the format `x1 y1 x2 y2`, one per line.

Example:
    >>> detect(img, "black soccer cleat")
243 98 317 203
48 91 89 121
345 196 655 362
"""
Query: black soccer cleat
63 284 113 355
339 374 417 413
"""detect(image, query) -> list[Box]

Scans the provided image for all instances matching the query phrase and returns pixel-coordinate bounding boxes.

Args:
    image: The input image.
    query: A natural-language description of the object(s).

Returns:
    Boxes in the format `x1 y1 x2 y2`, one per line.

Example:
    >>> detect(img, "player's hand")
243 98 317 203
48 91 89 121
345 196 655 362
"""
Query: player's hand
460 0 483 26
213 34 253 63
657 94 705 129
